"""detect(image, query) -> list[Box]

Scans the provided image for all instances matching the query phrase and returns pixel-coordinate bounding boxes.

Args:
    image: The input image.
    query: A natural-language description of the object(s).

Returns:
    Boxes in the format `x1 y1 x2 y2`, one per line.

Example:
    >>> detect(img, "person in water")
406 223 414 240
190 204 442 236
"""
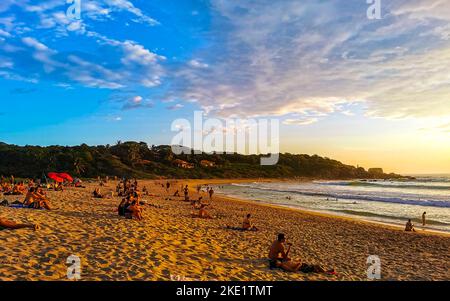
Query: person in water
405 219 416 232
0 216 39 231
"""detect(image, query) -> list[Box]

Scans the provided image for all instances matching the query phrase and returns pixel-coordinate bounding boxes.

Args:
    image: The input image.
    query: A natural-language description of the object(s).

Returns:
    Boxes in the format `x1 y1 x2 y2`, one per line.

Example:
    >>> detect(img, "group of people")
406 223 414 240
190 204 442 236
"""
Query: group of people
117 179 144 221
405 211 428 232
0 176 59 231
1 181 28 196
116 178 140 198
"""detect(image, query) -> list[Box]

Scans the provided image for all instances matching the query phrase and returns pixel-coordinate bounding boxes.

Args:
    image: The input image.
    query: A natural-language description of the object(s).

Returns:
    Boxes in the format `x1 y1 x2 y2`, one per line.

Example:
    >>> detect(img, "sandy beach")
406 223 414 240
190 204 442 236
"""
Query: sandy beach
1 179 449 281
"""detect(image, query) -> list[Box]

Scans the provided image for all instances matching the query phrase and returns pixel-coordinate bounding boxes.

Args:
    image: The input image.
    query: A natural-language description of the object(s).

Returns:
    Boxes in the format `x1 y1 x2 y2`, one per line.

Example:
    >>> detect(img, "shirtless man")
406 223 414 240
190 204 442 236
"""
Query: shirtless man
267 233 330 273
195 204 213 219
23 187 36 206
33 188 52 210
0 216 39 231
268 233 291 268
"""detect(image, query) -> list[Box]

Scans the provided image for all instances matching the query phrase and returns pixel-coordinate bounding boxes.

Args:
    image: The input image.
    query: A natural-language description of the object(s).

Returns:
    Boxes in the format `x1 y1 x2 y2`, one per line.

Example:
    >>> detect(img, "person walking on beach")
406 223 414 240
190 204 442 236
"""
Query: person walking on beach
184 185 189 201
208 188 214 201
422 212 427 226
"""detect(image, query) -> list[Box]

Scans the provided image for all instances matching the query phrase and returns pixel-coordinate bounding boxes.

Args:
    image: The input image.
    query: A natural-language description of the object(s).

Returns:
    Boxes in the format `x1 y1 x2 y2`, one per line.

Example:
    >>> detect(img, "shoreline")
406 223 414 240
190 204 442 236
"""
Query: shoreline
185 178 450 238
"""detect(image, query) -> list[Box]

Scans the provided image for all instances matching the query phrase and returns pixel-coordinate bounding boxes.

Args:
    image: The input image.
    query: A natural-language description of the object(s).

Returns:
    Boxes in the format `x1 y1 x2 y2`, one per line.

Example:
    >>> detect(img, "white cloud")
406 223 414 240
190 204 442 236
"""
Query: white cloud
167 103 184 110
283 117 319 126
188 59 209 68
165 0 450 123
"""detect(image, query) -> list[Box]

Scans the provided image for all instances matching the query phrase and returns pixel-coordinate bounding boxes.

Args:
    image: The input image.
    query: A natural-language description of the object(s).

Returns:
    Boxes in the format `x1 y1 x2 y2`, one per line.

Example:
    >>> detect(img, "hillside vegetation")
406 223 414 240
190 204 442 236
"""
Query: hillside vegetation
0 141 402 180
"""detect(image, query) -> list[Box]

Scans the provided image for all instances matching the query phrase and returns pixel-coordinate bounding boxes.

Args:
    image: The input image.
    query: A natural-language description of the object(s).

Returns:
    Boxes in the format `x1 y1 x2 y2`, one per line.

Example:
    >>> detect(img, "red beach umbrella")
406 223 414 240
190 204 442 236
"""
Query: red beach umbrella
58 173 73 182
48 172 64 183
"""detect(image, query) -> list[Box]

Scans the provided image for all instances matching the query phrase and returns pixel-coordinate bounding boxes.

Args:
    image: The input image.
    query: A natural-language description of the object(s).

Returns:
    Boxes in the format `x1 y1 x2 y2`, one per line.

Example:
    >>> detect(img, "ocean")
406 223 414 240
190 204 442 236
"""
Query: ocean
214 175 450 233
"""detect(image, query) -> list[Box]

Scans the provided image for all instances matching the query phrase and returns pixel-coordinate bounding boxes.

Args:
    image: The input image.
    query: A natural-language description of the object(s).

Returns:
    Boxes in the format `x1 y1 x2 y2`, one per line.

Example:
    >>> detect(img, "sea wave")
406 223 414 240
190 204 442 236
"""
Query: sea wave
316 181 450 190
330 209 450 226
230 183 450 208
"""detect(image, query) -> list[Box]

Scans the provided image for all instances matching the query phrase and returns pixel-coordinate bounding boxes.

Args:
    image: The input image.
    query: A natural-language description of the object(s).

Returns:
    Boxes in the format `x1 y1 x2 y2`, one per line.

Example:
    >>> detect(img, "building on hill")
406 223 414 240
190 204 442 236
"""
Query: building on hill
200 160 216 167
368 168 384 175
173 159 194 169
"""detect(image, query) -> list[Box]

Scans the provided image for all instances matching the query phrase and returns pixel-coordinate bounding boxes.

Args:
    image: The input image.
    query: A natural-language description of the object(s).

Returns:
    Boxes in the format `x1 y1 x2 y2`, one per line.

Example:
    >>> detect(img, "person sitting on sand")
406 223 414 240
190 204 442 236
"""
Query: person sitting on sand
268 233 334 274
0 216 39 231
142 186 149 196
93 188 104 199
268 233 291 268
29 188 52 210
226 213 258 231
405 219 416 232
12 182 26 195
2 183 12 195
173 190 180 197
192 204 213 219
128 200 143 221
118 199 127 217
23 187 36 206
242 214 258 231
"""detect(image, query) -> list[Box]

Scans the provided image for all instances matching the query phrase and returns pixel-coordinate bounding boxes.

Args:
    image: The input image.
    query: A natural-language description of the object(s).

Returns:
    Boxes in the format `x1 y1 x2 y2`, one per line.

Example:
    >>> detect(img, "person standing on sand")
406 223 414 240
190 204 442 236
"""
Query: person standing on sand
422 212 427 226
184 185 189 201
208 188 214 201
0 216 39 231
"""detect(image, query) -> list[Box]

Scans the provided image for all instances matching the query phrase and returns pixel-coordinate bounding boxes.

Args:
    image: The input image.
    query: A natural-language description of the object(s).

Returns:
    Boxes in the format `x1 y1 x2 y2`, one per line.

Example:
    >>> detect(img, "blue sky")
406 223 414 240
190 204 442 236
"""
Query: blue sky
1 0 450 173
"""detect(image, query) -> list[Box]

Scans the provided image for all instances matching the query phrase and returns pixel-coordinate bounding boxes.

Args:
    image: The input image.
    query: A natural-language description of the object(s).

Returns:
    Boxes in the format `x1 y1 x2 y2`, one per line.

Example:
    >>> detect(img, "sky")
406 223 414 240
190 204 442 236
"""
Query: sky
0 0 450 174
